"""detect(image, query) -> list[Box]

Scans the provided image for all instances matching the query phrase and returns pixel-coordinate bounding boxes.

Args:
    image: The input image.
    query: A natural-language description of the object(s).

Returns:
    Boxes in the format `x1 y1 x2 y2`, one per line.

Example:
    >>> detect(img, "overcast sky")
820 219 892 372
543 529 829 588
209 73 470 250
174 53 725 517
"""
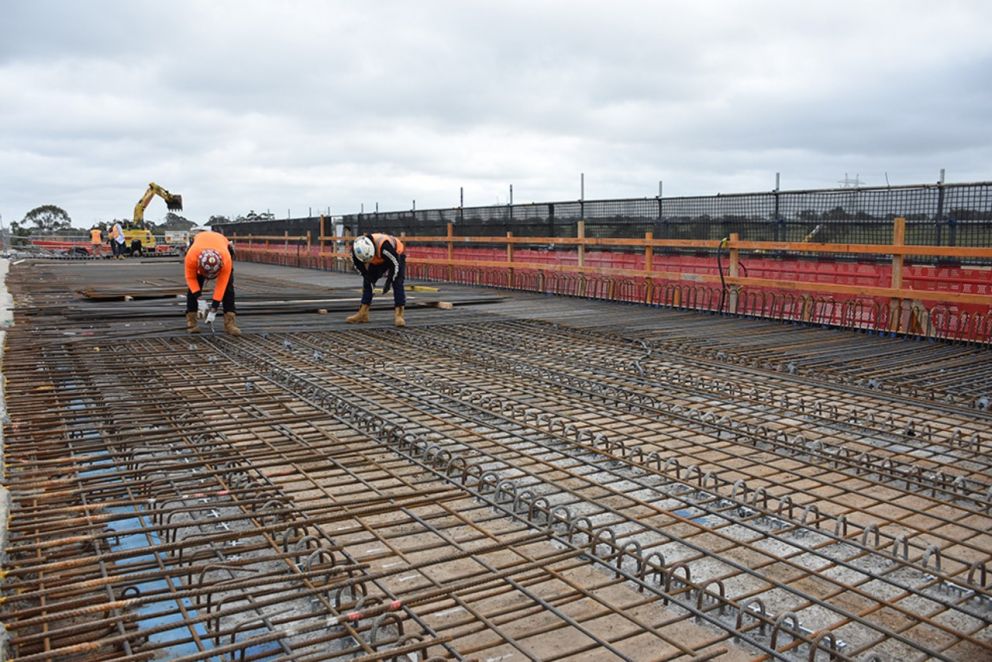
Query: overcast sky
2 0 990 228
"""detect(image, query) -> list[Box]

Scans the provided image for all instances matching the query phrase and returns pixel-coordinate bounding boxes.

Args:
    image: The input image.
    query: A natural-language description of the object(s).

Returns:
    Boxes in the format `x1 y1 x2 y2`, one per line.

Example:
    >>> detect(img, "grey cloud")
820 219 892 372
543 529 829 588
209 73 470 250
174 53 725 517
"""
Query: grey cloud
1 0 990 225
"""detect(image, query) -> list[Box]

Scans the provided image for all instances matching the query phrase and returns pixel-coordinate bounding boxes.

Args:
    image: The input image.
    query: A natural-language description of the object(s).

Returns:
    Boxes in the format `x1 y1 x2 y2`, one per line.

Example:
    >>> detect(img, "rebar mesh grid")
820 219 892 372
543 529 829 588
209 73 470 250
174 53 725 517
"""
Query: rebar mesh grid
3 313 990 660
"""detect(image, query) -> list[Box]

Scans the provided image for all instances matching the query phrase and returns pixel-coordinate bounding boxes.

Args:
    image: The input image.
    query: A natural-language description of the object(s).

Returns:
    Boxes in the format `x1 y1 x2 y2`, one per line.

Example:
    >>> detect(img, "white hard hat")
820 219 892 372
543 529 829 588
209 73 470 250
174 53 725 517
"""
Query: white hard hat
353 236 375 262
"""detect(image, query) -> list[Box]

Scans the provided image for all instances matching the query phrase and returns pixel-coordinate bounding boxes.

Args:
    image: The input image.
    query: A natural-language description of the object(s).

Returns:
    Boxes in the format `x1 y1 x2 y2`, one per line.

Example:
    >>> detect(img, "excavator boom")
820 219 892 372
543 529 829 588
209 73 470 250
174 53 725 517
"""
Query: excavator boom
133 182 183 226
122 182 184 253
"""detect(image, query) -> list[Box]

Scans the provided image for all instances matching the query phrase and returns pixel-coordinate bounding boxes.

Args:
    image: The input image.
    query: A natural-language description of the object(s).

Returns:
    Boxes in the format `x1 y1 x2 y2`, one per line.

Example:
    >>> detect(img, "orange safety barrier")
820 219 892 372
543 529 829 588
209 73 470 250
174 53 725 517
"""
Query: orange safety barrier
228 217 992 343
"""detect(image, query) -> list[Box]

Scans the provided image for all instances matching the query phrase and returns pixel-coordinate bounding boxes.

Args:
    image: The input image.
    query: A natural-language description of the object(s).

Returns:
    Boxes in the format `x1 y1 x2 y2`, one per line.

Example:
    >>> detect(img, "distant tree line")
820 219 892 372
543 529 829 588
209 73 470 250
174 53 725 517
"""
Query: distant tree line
7 206 202 238
230 210 276 223
5 204 275 238
8 205 73 238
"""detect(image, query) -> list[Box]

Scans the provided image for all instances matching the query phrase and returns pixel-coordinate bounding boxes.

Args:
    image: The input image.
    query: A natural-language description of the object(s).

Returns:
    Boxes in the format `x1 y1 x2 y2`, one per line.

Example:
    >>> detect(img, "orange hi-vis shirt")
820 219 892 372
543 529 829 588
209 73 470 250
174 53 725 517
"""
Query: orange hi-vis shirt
369 233 405 266
90 228 101 244
185 231 233 302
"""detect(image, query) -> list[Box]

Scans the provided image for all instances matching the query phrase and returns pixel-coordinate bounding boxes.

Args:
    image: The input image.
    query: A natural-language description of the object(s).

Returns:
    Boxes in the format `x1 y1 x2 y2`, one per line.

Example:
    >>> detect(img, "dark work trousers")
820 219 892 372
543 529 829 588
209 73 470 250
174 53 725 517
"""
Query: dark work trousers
360 255 406 307
186 271 236 313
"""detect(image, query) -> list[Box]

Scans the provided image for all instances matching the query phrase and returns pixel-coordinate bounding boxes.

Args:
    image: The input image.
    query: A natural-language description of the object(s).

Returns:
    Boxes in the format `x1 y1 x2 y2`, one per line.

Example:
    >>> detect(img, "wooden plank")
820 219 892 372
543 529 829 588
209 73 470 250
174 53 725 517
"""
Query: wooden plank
644 231 653 305
229 234 309 241
727 239 992 259
891 217 906 289
405 256 992 305
255 232 992 259
77 286 187 300
723 275 992 306
728 232 740 314
230 221 992 310
890 217 907 332
408 256 723 282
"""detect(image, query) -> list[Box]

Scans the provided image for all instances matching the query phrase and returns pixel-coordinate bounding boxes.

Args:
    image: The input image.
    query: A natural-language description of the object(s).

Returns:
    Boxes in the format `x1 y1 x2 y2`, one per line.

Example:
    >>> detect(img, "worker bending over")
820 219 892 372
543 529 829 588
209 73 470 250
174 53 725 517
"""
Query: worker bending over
346 233 407 327
185 228 241 336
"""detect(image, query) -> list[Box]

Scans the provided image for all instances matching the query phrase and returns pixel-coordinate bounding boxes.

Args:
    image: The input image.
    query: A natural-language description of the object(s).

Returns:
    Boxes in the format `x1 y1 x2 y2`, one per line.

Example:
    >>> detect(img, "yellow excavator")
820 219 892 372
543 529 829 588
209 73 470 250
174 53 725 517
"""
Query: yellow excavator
123 182 184 251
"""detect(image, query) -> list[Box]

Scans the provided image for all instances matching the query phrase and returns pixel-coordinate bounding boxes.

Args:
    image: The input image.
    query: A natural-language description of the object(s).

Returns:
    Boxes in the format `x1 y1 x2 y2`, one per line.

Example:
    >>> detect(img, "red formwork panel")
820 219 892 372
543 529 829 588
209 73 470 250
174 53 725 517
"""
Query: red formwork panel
241 246 992 294
236 245 992 342
29 239 94 253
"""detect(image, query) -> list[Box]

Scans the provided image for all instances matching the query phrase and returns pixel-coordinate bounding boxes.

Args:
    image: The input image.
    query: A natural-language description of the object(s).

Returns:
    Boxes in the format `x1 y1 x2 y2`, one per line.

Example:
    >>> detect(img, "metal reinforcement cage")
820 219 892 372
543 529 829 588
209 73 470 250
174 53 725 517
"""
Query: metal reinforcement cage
217 181 992 250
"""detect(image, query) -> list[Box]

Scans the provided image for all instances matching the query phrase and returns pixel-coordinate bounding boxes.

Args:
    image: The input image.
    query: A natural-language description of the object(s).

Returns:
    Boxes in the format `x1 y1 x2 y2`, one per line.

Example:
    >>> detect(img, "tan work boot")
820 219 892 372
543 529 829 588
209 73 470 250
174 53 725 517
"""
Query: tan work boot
186 311 201 334
346 304 370 324
223 312 242 336
394 306 406 328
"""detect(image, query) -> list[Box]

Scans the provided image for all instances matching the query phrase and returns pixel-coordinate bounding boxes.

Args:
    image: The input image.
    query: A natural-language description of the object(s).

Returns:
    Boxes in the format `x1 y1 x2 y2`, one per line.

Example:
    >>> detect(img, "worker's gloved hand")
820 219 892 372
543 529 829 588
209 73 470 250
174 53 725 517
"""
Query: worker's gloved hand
206 310 217 325
196 298 209 320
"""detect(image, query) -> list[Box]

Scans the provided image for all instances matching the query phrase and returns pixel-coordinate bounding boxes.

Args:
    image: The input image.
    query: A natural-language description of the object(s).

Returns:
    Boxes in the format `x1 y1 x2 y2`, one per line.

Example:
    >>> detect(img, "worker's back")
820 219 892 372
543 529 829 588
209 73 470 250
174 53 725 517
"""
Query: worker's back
189 230 230 254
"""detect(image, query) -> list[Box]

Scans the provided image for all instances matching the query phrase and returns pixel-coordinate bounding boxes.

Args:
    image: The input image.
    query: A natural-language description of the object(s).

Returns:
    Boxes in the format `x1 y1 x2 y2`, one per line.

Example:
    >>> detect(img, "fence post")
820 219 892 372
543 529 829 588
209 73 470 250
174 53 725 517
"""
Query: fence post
773 179 782 241
507 231 514 289
729 232 740 314
577 220 586 297
319 215 325 254
890 217 906 332
644 231 653 304
447 222 454 282
936 179 946 245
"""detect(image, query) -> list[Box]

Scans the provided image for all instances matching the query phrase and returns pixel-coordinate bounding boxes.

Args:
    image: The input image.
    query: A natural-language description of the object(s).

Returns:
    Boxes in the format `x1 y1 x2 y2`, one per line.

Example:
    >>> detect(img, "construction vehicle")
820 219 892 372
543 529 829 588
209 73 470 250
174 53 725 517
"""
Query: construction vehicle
124 182 184 252
163 230 190 246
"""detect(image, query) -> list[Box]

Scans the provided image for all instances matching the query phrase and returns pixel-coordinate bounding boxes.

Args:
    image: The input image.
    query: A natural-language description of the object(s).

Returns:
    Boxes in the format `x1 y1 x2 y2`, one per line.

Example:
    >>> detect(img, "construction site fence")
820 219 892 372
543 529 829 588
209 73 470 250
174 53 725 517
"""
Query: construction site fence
5 234 183 256
215 180 992 248
228 217 992 344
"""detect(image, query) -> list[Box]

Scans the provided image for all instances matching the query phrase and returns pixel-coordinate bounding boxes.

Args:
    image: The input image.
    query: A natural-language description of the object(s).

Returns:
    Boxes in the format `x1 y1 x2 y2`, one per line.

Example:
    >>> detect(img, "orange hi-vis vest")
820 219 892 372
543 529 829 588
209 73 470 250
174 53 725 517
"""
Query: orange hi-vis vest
369 233 404 266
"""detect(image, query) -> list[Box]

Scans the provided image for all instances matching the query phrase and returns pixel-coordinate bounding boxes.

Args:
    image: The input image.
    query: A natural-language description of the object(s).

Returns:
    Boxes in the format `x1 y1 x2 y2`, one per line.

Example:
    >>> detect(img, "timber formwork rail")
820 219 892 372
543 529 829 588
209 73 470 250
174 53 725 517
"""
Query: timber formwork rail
3 311 990 660
229 217 992 343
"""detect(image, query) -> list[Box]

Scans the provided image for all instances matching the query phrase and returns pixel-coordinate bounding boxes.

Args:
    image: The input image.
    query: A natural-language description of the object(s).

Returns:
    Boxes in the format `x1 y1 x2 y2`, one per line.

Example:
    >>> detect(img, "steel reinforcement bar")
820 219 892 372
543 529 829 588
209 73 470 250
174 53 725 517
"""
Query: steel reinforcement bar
2 321 990 660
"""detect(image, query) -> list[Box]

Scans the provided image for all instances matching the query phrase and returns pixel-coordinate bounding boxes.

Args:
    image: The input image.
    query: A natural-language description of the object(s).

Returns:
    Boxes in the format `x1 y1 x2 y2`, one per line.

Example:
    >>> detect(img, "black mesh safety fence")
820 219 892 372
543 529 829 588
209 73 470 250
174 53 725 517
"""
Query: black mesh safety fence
219 216 321 239
214 182 992 255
